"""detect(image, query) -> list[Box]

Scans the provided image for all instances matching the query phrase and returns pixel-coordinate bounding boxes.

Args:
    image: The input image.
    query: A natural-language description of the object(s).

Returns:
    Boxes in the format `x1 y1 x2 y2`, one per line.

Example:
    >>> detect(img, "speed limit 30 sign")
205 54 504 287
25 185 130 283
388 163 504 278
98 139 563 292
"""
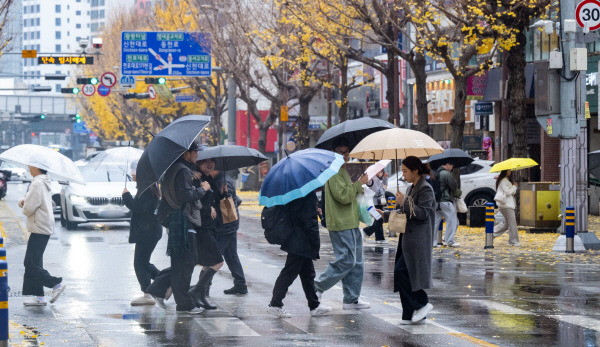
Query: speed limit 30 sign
82 84 95 96
577 0 600 31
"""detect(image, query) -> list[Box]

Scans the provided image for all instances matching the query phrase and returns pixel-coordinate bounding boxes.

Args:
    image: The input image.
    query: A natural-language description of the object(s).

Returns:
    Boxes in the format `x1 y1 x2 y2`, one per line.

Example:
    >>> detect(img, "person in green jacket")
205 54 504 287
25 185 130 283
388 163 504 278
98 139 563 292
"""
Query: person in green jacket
315 137 370 310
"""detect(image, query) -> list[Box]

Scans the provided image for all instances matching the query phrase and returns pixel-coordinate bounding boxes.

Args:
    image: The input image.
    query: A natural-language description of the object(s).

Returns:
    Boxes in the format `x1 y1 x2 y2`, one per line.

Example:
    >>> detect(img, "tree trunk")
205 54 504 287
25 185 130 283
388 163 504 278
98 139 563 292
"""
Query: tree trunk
413 52 429 135
507 27 528 183
450 76 468 186
339 62 349 122
297 95 311 150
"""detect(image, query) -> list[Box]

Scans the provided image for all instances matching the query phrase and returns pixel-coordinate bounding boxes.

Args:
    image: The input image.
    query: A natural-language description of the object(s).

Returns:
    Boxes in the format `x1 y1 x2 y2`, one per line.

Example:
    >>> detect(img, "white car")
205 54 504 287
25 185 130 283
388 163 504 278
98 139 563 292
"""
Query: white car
387 159 497 207
60 165 136 230
0 161 30 181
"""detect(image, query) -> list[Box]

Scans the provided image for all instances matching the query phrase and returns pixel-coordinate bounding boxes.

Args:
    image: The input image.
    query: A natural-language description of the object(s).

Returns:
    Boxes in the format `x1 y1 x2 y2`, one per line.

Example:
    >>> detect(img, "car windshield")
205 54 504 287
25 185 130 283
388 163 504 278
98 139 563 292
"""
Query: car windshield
79 166 131 182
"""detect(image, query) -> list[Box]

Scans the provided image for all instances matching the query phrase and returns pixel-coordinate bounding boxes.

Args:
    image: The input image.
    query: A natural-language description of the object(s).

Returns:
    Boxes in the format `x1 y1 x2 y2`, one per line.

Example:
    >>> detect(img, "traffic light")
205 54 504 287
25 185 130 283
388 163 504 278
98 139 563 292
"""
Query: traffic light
31 132 36 137
40 114 45 120
75 114 82 123
76 77 98 85
61 87 80 94
144 77 166 84
123 93 137 100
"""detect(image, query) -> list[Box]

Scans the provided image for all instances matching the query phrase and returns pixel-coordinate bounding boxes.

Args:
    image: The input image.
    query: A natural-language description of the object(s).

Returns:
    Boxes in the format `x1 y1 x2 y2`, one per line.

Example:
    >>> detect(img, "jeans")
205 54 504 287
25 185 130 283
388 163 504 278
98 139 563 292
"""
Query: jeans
494 208 519 245
134 233 161 292
270 253 319 310
395 255 429 320
434 202 458 245
363 205 385 241
315 228 364 304
216 232 246 286
22 233 62 296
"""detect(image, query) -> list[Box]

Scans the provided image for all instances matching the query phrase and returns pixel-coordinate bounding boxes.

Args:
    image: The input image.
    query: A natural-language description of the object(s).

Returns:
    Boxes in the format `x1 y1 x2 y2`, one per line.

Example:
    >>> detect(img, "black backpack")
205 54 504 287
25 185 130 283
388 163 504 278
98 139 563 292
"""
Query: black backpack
426 176 443 203
261 205 293 245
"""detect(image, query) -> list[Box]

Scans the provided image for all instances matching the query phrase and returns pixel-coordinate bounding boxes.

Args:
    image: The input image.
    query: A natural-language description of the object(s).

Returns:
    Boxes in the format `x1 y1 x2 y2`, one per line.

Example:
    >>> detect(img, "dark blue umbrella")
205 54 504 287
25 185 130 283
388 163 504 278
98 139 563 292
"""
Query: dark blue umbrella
196 145 267 171
315 117 394 151
428 148 474 170
136 115 211 196
259 148 345 207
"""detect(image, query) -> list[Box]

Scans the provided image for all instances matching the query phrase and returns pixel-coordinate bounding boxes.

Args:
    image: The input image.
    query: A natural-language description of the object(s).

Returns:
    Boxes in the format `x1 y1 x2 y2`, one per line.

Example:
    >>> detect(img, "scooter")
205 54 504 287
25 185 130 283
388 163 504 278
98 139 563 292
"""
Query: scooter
0 170 11 200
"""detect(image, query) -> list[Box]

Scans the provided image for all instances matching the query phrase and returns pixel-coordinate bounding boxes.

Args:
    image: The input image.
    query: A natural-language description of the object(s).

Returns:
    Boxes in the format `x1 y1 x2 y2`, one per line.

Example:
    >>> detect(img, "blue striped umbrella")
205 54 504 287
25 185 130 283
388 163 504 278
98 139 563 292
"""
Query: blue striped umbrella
259 148 345 207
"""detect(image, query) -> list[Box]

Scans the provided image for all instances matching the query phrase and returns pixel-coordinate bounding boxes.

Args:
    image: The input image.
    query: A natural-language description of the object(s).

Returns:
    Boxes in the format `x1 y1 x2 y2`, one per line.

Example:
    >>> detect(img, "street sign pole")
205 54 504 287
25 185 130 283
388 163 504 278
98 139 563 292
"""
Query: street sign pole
227 42 236 146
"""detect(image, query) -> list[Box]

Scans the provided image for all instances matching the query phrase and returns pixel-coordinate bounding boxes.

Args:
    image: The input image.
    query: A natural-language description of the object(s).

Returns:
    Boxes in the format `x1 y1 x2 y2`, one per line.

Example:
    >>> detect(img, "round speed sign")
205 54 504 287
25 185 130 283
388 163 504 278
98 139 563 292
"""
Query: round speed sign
82 84 96 96
577 0 600 31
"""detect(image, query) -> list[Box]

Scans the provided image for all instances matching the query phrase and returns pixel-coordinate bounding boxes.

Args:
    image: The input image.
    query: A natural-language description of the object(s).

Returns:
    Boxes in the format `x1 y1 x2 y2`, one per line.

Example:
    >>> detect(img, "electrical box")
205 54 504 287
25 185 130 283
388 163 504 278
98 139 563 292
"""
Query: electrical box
534 61 561 115
570 48 588 71
549 51 563 69
564 19 577 34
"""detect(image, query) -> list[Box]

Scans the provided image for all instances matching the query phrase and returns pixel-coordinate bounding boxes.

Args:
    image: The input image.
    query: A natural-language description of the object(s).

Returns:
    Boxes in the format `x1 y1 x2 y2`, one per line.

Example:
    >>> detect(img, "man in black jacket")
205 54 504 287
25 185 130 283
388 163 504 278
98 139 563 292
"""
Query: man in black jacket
122 159 162 306
267 191 332 318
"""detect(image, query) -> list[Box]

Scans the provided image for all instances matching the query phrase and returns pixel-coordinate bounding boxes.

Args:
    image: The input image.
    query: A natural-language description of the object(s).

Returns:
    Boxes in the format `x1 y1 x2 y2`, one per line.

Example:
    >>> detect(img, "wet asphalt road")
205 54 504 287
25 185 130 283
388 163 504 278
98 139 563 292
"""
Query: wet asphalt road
1 181 600 346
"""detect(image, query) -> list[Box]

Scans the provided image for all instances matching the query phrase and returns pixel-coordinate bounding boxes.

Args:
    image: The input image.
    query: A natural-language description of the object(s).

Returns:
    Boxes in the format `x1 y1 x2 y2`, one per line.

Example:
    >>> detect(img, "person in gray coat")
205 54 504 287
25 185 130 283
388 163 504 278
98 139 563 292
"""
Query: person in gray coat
393 156 435 325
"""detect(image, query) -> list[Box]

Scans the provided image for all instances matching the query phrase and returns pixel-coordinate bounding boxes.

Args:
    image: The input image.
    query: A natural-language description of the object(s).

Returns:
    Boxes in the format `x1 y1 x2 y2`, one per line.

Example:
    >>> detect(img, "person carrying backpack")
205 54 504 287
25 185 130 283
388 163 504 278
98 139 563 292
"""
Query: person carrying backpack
433 162 460 247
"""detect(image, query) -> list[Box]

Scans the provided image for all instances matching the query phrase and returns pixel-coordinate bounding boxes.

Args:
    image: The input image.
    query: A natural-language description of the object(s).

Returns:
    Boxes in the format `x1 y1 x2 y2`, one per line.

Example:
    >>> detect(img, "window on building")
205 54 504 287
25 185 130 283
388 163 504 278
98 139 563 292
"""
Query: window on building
100 0 105 5
91 10 97 19
76 10 81 15
23 19 27 28
55 18 61 26
76 36 81 42
55 31 61 40
36 32 40 40
24 6 27 14
99 10 105 19
91 0 98 6
56 84 61 91
55 5 61 13
56 44 61 53
91 23 98 32
37 44 40 51
36 5 40 13
76 24 81 29
24 32 28 40
36 18 39 26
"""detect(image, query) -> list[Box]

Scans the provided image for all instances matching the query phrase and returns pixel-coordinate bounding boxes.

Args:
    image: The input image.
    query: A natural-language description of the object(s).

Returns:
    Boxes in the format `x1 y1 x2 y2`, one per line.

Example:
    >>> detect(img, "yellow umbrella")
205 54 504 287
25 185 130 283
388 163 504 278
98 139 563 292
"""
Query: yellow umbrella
489 158 538 173
349 128 444 160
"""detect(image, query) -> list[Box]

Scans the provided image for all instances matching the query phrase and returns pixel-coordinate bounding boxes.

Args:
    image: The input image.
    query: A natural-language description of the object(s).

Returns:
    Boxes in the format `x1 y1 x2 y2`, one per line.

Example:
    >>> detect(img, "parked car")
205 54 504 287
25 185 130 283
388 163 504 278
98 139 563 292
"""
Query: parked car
387 159 497 207
0 161 30 181
60 165 136 230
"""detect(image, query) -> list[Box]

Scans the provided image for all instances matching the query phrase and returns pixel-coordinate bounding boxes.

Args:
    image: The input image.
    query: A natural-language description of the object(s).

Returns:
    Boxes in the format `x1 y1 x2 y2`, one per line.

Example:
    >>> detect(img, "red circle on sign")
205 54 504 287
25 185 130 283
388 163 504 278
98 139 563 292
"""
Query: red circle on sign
82 84 95 96
100 72 117 88
576 0 600 31
148 85 157 99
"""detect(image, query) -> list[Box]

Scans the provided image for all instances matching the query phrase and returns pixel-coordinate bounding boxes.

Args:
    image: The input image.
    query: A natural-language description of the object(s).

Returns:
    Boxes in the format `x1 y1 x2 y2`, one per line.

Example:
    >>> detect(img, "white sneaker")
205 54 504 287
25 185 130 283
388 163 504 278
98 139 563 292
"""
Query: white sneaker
23 297 47 306
131 293 155 306
375 240 388 244
412 303 433 322
400 318 426 325
152 295 166 309
165 287 173 301
448 242 461 248
310 304 332 316
343 299 370 310
50 284 66 304
267 306 291 318
177 307 204 315
316 291 323 302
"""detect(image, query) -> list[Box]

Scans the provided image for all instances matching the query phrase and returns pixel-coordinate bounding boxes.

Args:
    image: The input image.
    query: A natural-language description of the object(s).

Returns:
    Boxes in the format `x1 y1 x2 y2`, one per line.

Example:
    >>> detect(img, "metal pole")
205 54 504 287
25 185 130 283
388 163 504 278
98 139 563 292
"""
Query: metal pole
484 202 495 249
226 43 236 146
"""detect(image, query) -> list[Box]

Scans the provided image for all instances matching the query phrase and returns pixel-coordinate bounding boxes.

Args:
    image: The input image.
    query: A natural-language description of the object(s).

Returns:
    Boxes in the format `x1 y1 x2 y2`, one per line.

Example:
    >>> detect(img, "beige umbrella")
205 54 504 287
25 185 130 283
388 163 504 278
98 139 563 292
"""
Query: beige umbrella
350 128 444 160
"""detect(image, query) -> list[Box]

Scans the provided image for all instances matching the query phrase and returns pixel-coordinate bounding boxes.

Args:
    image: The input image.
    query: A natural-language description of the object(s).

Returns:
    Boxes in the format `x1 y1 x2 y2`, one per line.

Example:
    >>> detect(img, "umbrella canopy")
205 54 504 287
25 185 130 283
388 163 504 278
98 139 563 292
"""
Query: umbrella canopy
489 158 538 173
364 159 391 180
350 128 444 160
0 144 84 184
315 117 394 151
589 150 600 179
89 147 143 170
428 148 474 170
259 148 345 207
136 115 211 195
196 145 267 172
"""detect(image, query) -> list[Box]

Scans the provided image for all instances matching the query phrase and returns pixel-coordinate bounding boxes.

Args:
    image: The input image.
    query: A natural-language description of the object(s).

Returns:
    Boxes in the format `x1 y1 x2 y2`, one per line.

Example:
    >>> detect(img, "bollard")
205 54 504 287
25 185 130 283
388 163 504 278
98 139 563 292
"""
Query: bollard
484 202 495 249
437 219 444 246
0 237 3 249
0 260 8 347
565 206 575 253
0 249 5 262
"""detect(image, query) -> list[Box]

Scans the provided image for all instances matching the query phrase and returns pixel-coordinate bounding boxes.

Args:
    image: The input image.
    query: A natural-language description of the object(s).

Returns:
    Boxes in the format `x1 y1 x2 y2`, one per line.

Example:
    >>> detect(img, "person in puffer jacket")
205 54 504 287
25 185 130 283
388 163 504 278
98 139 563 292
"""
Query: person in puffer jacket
18 166 65 306
493 169 520 246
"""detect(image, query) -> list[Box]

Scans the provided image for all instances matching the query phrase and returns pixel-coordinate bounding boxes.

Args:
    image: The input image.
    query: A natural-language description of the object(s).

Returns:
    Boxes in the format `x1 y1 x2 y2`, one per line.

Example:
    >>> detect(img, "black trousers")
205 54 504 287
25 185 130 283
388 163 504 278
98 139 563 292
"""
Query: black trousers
22 233 61 296
146 232 197 311
395 255 429 320
134 232 161 292
270 253 319 311
216 232 246 286
363 205 385 241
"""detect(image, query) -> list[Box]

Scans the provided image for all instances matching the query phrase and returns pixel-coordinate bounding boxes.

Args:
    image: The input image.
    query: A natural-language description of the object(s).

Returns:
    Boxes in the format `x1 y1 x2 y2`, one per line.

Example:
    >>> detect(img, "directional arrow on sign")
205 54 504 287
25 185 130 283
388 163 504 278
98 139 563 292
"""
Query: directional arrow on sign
101 72 117 88
148 85 157 100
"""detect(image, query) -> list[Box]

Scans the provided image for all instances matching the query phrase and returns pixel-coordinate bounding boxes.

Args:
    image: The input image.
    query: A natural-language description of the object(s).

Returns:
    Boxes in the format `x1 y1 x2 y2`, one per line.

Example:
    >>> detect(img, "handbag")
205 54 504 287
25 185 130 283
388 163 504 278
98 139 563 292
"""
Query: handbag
220 196 239 224
494 190 507 205
455 198 468 213
388 196 415 234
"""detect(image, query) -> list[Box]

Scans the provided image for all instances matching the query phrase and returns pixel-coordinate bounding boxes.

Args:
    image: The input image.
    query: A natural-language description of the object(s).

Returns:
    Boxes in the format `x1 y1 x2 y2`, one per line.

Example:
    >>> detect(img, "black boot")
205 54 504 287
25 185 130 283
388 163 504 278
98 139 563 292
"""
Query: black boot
189 269 217 309
189 269 205 295
205 280 212 298
224 284 248 295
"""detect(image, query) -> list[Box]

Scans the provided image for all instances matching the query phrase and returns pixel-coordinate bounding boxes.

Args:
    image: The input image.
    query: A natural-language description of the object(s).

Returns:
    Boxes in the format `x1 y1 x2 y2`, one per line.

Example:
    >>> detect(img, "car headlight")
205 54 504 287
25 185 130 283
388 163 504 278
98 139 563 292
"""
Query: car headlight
69 194 88 204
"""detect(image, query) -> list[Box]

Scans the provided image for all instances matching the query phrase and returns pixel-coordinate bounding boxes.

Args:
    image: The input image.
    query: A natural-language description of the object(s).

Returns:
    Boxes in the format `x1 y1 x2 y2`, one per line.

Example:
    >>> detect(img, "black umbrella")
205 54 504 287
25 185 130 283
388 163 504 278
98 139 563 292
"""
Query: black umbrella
196 145 268 171
589 150 600 180
136 115 211 195
428 148 474 170
315 117 394 151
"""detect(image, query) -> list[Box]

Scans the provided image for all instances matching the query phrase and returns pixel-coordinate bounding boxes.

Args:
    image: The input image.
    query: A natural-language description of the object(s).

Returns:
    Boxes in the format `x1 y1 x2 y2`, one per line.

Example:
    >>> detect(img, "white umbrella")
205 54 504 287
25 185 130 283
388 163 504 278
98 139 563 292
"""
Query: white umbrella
89 147 143 168
364 159 391 180
0 144 84 184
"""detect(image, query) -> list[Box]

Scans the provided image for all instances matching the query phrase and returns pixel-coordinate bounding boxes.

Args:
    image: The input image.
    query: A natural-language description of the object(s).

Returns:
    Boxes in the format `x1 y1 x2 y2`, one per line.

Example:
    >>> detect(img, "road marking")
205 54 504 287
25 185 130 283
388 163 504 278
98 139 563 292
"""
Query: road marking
447 332 500 347
195 317 260 337
467 299 532 315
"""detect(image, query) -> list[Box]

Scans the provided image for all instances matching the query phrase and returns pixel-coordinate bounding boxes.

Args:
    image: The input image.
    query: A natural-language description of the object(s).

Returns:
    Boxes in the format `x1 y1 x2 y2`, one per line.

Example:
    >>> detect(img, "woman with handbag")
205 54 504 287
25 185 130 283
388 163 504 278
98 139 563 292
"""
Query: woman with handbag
493 170 520 246
363 169 387 243
392 156 436 325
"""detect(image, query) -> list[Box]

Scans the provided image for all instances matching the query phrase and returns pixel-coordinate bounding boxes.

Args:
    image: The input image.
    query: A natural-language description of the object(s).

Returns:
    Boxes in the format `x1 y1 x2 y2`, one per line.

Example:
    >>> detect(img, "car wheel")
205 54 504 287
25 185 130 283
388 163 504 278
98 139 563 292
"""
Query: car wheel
467 193 494 207
60 207 67 227
65 212 78 230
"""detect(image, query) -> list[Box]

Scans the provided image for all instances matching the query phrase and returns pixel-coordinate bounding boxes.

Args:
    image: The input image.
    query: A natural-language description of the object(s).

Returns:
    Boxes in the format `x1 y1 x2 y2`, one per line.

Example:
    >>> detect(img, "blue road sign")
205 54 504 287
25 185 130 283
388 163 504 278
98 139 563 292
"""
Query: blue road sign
175 94 200 103
475 102 493 115
121 31 211 77
98 84 111 97
73 121 91 134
